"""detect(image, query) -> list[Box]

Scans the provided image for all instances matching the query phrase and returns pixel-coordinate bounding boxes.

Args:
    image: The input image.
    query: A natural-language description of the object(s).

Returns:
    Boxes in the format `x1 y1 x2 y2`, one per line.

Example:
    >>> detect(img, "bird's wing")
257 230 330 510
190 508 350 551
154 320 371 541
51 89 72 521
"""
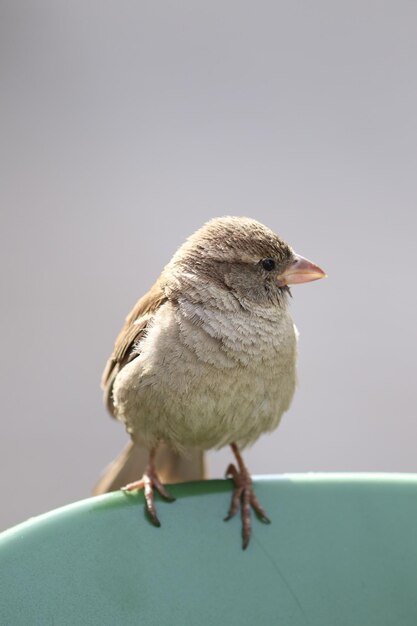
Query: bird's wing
97 279 205 489
101 280 167 417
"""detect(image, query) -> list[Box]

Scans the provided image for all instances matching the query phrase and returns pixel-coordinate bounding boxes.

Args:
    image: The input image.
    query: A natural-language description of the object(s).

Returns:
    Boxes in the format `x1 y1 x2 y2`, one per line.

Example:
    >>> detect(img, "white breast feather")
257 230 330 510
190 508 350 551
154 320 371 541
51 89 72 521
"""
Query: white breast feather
113 298 298 451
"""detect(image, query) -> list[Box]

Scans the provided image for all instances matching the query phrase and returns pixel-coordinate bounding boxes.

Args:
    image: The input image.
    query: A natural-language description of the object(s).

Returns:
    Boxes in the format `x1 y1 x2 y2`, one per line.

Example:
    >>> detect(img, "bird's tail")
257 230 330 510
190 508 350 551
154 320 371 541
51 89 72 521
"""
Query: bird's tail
93 442 205 495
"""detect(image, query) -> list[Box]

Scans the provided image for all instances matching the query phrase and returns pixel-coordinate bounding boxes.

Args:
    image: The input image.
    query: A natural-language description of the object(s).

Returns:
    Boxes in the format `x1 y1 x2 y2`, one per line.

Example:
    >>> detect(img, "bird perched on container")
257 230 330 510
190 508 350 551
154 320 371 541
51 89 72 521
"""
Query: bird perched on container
94 216 326 548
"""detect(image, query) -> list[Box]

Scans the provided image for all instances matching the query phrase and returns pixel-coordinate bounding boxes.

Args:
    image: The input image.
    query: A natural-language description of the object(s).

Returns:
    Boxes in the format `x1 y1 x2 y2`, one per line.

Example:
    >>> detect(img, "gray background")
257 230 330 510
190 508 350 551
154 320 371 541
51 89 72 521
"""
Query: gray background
1 1 416 532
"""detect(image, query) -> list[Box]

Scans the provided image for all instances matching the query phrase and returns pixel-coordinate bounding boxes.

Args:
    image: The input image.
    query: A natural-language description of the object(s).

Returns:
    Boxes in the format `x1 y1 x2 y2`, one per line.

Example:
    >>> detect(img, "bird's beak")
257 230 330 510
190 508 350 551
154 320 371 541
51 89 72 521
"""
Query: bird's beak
277 255 327 286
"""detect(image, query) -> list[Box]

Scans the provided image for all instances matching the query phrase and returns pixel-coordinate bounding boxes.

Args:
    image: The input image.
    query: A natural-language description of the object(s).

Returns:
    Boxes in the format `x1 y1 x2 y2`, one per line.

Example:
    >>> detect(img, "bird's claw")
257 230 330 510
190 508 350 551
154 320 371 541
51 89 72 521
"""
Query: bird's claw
224 463 270 549
122 468 175 527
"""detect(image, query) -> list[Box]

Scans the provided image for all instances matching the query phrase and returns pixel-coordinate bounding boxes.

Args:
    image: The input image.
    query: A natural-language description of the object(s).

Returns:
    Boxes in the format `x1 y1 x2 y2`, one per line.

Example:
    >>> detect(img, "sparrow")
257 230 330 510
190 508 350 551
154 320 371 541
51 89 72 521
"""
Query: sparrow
95 216 326 548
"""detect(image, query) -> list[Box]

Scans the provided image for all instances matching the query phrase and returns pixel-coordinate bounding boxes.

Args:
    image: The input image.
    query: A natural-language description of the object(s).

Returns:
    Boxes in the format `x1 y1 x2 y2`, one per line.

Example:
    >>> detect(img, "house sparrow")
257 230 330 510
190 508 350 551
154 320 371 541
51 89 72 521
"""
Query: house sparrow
95 216 326 548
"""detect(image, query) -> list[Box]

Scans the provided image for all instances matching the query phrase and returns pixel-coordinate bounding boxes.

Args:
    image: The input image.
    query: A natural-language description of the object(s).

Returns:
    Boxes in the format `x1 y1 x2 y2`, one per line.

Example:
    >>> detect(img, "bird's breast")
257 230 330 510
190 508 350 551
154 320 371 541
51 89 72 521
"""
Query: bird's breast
113 300 298 450
175 296 297 367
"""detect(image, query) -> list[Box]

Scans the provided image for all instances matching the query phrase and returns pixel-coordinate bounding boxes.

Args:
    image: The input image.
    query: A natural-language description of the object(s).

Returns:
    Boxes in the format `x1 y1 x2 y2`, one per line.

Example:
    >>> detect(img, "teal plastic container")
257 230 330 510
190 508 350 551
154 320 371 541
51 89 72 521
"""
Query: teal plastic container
1 474 417 625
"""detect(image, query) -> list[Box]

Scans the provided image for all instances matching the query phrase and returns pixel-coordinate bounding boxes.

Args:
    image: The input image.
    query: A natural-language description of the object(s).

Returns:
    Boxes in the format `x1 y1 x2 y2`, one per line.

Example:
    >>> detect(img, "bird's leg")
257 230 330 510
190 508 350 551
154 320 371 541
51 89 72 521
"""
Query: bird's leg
122 447 176 527
224 442 271 549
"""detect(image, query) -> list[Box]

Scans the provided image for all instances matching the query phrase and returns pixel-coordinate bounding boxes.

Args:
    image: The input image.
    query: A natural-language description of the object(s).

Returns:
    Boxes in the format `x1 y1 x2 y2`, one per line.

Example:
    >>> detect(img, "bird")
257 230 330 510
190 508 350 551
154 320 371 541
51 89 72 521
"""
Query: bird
94 216 326 548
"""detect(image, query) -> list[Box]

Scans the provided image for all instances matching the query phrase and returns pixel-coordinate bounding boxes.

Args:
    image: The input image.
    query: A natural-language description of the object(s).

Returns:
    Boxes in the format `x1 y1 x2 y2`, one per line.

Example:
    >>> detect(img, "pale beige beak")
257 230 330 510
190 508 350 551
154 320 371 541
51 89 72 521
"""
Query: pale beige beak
277 255 327 286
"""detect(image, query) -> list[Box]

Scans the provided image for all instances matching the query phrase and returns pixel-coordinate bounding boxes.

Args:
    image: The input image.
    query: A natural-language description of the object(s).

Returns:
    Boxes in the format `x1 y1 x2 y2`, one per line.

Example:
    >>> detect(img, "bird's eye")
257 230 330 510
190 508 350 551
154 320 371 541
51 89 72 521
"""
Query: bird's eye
261 258 276 271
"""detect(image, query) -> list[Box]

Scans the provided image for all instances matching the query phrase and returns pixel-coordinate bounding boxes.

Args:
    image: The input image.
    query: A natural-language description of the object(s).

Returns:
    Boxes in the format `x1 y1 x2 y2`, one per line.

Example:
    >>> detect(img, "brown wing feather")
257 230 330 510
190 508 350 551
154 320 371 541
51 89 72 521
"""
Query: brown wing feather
101 280 167 417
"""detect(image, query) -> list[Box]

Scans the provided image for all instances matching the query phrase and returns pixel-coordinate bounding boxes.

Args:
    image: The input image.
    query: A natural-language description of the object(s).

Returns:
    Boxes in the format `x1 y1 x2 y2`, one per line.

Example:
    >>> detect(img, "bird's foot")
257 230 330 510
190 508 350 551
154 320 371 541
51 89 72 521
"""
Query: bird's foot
224 463 271 549
122 469 176 527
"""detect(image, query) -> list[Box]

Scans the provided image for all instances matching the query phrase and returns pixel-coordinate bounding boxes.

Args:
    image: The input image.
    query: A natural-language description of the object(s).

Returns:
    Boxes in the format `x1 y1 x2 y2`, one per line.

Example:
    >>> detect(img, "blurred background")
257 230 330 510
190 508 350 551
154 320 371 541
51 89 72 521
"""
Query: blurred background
1 1 416 532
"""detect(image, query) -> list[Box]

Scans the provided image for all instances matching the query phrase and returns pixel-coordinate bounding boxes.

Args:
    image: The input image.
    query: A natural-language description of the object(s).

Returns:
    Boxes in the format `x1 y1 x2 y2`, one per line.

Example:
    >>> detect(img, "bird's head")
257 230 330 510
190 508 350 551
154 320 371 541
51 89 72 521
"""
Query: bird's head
166 216 326 309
